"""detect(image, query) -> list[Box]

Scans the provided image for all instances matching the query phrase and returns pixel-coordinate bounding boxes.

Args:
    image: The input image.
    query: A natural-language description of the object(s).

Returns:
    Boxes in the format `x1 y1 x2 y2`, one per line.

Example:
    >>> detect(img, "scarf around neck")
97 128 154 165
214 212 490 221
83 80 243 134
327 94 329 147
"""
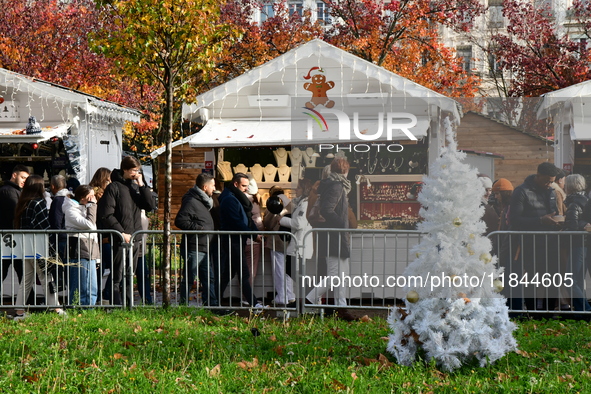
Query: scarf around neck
328 172 352 195
226 182 253 218
193 186 213 210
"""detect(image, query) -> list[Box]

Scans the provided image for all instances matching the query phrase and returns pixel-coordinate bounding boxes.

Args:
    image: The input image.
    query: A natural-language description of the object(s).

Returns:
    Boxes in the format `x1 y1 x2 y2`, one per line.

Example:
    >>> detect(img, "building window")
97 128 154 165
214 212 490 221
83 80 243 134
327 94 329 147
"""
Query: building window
488 53 502 77
457 46 473 73
261 3 275 22
488 5 504 28
289 1 304 17
316 2 331 25
534 0 554 18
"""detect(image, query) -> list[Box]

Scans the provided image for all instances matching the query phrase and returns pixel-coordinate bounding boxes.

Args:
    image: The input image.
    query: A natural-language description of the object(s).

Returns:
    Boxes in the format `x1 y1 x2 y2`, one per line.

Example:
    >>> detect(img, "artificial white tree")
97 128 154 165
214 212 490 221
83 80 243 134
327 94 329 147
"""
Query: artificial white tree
387 118 517 371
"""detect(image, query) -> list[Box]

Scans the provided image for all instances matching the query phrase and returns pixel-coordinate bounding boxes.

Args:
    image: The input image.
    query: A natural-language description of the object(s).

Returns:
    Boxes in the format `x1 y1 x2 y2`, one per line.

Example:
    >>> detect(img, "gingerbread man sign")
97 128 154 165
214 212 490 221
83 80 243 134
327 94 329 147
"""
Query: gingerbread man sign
303 67 335 109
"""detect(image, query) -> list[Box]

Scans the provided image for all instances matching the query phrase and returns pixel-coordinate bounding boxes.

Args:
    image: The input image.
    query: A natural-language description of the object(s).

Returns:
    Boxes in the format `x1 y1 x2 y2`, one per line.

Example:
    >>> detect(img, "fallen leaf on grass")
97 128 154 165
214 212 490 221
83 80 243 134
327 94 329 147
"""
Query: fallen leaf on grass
273 345 285 356
430 368 447 379
351 372 358 381
380 336 389 341
122 341 135 348
360 315 372 322
22 374 39 383
144 370 158 383
207 364 221 377
496 372 508 382
378 353 393 369
133 325 142 333
113 353 127 360
515 349 530 358
269 335 277 342
331 329 351 342
329 378 347 391
237 357 259 370
356 354 393 370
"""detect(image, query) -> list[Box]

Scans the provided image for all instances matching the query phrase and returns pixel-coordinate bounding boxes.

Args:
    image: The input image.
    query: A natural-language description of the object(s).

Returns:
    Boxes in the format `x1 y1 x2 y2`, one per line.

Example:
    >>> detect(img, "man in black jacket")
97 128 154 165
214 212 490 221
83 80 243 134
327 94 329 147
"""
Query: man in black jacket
175 173 220 308
218 173 262 308
98 156 156 306
0 165 29 302
509 162 562 311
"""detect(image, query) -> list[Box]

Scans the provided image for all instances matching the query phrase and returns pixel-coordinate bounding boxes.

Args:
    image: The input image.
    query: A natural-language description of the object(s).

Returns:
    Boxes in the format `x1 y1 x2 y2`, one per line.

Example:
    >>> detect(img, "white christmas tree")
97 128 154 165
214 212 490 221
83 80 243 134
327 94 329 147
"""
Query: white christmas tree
387 118 517 371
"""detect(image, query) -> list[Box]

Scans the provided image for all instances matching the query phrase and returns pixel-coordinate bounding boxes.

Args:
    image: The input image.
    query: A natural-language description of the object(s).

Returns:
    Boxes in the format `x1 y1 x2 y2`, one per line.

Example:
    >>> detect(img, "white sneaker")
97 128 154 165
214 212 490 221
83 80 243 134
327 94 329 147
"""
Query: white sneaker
305 297 322 305
253 302 268 314
13 313 28 321
241 299 250 306
55 309 68 317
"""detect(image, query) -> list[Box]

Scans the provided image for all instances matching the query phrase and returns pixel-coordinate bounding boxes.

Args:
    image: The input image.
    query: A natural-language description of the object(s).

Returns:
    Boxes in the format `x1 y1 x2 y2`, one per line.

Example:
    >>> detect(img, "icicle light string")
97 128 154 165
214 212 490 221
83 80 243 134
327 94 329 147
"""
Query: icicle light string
258 68 263 122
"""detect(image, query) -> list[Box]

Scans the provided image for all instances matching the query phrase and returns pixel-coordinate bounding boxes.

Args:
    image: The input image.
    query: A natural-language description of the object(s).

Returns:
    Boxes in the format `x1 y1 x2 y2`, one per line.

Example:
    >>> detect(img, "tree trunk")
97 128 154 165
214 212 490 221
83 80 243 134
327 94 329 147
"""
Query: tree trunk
162 71 174 307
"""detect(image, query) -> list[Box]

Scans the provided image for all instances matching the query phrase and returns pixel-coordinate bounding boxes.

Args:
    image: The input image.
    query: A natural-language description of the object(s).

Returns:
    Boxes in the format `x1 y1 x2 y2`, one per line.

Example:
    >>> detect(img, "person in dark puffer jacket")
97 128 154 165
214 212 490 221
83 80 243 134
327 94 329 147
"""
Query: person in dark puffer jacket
564 174 591 312
0 164 29 302
97 156 156 306
509 162 562 311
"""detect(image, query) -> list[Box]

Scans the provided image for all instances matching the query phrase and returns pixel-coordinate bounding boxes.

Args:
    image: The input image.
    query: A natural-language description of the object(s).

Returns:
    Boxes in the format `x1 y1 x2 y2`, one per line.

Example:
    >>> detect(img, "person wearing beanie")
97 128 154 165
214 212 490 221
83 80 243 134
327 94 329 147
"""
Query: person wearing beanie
478 174 499 236
509 162 562 312
492 178 513 193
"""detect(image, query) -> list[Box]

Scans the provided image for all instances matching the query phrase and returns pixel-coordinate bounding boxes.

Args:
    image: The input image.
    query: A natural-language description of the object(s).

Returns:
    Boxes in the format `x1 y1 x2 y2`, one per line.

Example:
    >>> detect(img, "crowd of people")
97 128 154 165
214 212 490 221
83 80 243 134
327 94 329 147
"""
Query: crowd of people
174 155 356 318
0 156 156 319
482 162 591 314
4 155 588 319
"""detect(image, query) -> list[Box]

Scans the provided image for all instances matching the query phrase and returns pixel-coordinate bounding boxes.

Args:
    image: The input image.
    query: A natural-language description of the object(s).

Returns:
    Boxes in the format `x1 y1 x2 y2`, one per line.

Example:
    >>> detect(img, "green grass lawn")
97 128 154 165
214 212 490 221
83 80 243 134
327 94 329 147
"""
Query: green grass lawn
0 308 590 393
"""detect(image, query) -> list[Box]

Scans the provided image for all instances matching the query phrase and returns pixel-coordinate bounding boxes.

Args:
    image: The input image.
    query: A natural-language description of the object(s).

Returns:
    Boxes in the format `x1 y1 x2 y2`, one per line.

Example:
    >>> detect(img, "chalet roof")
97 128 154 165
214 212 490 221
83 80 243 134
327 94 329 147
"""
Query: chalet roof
464 111 552 144
0 67 141 125
537 81 591 141
154 40 459 157
184 39 460 120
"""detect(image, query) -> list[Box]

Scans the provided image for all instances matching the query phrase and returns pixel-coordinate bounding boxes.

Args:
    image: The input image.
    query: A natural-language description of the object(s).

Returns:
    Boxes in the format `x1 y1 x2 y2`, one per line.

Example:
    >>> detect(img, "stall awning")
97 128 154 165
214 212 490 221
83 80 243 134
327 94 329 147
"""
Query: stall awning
0 123 71 143
182 117 430 149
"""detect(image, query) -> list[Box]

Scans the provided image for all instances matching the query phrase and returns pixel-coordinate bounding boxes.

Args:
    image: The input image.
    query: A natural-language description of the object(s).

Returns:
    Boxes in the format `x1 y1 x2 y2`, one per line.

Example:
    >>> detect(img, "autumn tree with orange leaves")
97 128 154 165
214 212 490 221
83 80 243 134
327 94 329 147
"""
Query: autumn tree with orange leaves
0 0 162 155
217 0 483 98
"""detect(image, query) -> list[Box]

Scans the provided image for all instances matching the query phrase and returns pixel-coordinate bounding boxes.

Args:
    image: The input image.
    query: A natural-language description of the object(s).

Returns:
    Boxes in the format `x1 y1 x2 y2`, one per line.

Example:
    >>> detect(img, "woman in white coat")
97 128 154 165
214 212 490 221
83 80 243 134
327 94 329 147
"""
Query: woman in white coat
64 185 100 306
278 178 314 302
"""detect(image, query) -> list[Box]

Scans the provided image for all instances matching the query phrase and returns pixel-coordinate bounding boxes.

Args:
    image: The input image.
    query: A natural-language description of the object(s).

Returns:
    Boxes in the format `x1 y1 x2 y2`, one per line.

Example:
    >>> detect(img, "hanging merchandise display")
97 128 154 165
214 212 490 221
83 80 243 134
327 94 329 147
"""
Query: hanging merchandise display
277 164 291 182
288 147 303 168
233 163 248 174
303 147 317 167
263 163 278 182
273 147 289 167
216 161 233 180
249 163 263 182
291 163 304 181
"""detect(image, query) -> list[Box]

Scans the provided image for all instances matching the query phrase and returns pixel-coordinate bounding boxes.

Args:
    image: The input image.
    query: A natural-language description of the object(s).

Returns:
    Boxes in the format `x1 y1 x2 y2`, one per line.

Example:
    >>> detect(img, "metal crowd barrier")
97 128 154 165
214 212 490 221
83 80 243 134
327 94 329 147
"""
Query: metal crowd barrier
129 230 298 312
299 229 424 315
0 229 124 310
488 230 591 315
3 228 590 318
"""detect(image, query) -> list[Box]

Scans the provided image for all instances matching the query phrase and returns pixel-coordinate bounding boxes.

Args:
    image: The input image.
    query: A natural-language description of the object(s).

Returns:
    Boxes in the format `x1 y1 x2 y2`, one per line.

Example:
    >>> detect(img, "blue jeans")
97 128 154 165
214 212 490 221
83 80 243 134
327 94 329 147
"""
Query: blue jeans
569 246 591 311
69 258 98 306
180 251 218 306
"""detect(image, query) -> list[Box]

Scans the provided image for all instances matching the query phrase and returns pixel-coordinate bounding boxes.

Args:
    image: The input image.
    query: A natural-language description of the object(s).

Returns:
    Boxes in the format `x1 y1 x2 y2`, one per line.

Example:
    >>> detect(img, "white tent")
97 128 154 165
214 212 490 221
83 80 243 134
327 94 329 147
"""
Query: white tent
537 80 591 170
0 68 141 183
152 39 460 161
